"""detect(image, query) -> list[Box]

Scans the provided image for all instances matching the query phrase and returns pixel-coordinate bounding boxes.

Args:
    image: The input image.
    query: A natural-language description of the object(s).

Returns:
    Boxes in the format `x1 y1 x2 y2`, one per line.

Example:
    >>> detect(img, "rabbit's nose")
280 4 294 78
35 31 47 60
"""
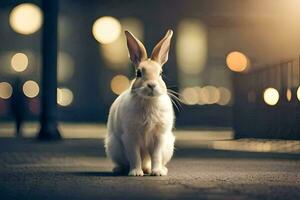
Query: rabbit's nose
147 82 157 90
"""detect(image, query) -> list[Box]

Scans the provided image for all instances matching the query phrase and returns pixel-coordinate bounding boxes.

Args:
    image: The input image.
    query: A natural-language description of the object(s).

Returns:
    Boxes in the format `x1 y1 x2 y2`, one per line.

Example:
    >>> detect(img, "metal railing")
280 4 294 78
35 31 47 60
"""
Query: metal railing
233 57 300 139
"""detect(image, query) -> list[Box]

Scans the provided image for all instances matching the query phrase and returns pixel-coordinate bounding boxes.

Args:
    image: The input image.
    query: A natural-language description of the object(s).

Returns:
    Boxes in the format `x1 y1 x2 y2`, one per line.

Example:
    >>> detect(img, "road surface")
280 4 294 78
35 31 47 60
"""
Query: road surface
0 137 299 200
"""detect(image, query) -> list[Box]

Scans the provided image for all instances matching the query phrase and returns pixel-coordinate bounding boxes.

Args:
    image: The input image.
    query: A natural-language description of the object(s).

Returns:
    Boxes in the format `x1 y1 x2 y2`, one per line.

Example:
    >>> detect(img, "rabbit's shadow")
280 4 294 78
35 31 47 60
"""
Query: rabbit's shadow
68 171 126 177
67 171 155 177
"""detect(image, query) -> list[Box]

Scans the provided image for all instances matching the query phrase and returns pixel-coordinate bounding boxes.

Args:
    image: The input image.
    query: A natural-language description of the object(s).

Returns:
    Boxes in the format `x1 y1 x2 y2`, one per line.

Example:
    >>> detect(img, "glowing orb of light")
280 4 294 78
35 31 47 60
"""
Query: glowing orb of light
92 16 121 44
177 19 207 74
57 88 74 106
217 87 231 105
226 51 248 72
286 89 292 102
9 3 43 35
11 53 28 72
181 87 199 105
297 86 300 102
23 80 39 98
58 52 74 82
263 87 279 106
201 85 220 104
0 82 13 99
110 75 130 95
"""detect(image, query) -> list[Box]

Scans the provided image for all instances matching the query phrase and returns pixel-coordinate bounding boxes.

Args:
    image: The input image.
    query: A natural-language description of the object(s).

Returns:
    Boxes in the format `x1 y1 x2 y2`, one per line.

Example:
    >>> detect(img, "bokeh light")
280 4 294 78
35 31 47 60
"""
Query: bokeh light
0 82 13 99
181 87 199 105
286 88 292 102
263 87 279 106
226 51 248 72
92 16 121 44
11 53 28 72
217 87 232 105
57 88 74 106
182 86 230 106
201 85 220 104
58 52 75 82
177 19 207 74
100 18 144 69
9 3 43 35
110 75 130 95
121 18 143 41
194 87 205 105
297 86 300 102
23 80 39 98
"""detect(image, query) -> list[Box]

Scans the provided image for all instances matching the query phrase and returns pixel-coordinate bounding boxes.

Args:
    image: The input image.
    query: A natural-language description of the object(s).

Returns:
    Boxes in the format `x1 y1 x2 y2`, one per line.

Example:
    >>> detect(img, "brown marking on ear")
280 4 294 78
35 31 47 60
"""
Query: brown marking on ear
151 29 173 66
125 30 148 66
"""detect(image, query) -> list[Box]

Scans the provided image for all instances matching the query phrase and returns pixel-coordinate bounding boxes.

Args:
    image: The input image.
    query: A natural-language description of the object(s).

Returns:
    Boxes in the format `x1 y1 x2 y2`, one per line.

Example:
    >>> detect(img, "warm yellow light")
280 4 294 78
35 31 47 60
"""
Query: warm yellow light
194 87 204 105
181 87 198 105
177 19 207 74
100 18 144 69
92 16 121 44
58 52 74 82
110 75 130 95
23 80 39 98
226 51 248 72
0 82 13 99
11 53 28 72
100 37 128 69
263 88 279 106
201 85 220 104
9 3 42 35
286 89 292 102
217 87 231 105
297 87 300 102
57 88 74 106
121 18 144 40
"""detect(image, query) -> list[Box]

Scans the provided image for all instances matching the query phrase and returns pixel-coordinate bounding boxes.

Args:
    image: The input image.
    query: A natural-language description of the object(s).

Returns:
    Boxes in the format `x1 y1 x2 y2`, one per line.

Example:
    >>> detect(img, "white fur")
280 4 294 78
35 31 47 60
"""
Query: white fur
105 29 175 176
105 89 175 176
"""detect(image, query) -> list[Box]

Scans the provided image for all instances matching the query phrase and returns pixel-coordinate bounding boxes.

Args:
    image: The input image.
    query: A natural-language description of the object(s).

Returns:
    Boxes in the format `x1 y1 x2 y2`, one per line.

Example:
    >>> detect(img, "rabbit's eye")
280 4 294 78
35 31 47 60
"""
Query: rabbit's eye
136 69 142 77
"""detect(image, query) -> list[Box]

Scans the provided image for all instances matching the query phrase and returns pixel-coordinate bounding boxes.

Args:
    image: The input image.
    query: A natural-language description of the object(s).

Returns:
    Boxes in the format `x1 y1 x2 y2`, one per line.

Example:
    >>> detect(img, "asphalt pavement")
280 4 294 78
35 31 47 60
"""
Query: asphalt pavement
0 137 299 200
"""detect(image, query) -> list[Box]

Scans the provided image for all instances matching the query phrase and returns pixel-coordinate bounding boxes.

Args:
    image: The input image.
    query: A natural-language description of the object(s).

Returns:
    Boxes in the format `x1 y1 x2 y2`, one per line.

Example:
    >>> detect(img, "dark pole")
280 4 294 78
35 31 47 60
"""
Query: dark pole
38 0 61 140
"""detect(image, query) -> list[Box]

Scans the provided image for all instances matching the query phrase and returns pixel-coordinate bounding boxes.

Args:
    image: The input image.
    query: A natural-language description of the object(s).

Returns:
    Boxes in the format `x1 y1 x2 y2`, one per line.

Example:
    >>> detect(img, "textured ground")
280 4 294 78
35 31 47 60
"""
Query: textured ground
0 137 299 200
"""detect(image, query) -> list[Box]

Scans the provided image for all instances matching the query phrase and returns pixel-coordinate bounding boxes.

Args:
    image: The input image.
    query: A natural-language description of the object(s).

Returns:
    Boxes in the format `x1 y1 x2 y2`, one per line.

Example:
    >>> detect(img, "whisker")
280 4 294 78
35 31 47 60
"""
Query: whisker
131 87 183 111
167 90 183 101
167 92 183 112
168 93 181 102
168 93 183 106
170 97 180 112
167 89 182 98
171 99 182 112
167 91 181 97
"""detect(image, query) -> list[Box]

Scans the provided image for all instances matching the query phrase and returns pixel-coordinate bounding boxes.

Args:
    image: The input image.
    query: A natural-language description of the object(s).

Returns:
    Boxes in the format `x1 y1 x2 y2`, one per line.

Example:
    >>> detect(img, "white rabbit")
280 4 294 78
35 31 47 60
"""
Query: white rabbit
105 29 175 176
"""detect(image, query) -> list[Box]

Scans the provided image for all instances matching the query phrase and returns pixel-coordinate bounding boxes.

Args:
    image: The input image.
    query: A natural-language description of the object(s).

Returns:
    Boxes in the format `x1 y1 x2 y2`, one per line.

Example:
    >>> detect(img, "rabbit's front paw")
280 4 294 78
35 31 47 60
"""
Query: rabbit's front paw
142 167 151 174
151 167 168 176
128 168 144 176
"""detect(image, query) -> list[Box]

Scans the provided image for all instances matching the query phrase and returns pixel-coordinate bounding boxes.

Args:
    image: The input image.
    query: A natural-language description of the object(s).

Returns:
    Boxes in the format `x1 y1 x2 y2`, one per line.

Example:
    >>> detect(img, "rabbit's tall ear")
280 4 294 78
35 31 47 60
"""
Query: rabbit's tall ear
151 29 173 66
125 30 147 66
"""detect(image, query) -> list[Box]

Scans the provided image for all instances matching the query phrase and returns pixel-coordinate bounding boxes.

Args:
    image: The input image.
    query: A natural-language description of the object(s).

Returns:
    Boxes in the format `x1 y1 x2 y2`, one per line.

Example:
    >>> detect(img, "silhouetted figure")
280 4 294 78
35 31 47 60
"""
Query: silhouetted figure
10 77 26 137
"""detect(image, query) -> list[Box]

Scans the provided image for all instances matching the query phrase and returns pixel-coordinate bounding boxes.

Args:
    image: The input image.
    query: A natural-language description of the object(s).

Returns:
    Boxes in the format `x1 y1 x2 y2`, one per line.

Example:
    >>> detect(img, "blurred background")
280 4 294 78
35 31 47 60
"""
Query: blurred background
0 0 300 139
